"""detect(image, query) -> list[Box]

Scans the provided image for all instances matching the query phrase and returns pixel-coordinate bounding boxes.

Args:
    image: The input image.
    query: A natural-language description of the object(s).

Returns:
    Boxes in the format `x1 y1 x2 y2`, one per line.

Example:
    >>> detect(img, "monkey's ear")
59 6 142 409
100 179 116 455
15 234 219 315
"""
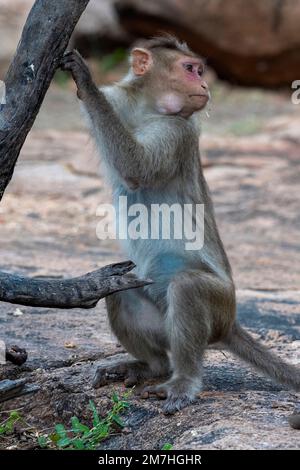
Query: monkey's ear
131 48 153 76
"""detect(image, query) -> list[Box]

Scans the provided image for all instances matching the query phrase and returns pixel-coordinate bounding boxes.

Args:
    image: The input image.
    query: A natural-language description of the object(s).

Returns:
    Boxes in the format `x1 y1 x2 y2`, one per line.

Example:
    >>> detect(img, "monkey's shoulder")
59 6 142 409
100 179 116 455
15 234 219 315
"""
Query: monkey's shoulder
99 85 137 125
100 85 128 109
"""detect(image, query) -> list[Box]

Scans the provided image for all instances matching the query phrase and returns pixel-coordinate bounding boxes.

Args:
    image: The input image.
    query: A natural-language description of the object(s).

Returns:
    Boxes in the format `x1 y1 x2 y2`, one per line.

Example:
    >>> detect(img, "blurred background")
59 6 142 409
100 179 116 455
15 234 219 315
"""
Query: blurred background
1 0 299 133
1 0 300 450
2 0 300 84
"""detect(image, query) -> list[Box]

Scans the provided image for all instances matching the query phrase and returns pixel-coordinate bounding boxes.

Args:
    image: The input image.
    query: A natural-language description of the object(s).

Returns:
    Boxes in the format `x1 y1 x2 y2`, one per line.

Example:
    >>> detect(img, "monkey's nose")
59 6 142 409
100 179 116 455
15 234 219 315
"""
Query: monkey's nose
201 81 208 90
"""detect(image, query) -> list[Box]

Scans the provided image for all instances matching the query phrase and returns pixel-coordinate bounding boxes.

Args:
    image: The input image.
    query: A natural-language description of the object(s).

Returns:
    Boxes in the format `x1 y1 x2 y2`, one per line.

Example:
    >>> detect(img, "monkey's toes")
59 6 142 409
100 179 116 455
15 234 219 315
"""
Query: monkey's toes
124 375 141 388
140 377 198 413
93 370 121 388
92 364 126 388
140 384 167 399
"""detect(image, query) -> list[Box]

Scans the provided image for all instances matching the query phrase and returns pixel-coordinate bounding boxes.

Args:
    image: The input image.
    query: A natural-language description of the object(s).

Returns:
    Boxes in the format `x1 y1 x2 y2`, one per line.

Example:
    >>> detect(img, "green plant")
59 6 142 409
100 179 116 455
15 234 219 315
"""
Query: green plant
0 410 22 435
38 392 130 450
162 443 173 450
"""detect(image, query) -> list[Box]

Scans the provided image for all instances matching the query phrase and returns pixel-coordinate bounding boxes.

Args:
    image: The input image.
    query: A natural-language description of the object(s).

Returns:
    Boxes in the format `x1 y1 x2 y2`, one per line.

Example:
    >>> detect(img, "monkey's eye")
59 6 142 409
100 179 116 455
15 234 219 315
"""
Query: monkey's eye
184 64 194 73
197 67 204 77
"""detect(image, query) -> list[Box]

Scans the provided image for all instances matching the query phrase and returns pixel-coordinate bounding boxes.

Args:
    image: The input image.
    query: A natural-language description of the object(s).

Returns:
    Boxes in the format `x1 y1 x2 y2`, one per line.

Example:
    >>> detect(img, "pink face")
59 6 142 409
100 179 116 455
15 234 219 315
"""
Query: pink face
131 47 210 117
159 54 210 117
176 56 209 98
178 57 205 81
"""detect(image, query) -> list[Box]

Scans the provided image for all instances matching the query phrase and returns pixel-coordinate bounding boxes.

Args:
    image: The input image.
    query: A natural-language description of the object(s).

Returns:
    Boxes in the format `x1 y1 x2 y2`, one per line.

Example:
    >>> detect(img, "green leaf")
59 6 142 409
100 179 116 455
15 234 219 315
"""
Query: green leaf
36 392 131 450
57 437 72 448
71 416 90 435
49 433 60 443
162 443 173 450
9 411 20 421
73 439 85 450
92 423 109 441
55 423 67 438
112 414 124 428
37 435 48 448
112 392 119 404
0 410 21 435
89 400 101 427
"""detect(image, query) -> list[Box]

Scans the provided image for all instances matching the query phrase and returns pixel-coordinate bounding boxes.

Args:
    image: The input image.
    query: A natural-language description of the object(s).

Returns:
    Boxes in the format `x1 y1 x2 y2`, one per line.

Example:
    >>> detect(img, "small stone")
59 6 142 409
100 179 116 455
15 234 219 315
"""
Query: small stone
64 342 77 349
288 414 300 430
13 308 24 316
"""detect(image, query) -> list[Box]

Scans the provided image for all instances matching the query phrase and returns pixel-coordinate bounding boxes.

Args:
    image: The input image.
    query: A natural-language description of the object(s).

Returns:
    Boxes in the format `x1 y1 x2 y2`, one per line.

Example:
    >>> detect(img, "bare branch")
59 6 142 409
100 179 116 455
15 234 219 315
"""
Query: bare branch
0 261 152 309
0 0 90 200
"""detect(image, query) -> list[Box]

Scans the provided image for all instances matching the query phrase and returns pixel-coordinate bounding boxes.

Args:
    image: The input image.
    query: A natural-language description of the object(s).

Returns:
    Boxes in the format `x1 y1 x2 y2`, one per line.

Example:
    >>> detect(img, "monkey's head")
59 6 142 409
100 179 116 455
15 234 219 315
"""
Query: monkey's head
129 35 210 118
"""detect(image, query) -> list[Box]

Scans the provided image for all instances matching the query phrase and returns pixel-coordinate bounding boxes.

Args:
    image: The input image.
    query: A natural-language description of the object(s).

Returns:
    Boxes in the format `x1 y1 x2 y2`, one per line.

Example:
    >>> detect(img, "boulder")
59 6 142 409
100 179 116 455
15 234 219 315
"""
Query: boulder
115 0 300 87
1 0 299 86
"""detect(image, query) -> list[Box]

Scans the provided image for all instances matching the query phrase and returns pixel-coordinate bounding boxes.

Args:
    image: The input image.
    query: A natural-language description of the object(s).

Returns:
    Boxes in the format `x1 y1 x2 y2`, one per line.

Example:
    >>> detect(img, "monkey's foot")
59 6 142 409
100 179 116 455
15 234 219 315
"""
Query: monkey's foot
141 378 199 414
93 358 152 388
140 383 168 399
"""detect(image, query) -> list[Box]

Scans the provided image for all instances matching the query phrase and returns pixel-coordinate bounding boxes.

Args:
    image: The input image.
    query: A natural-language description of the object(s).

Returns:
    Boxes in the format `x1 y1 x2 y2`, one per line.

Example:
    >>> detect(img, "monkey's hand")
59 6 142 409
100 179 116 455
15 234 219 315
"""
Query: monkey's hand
60 50 95 100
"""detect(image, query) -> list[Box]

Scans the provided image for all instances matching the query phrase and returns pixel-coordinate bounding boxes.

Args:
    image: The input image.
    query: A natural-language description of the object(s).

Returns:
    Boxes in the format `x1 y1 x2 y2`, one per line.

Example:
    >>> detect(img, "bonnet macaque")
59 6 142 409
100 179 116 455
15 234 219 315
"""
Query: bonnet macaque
61 36 300 414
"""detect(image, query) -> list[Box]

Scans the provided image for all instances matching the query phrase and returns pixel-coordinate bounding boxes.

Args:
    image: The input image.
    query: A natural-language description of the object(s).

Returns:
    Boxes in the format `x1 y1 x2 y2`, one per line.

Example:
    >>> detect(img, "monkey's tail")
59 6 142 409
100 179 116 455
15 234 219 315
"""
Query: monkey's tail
223 322 300 391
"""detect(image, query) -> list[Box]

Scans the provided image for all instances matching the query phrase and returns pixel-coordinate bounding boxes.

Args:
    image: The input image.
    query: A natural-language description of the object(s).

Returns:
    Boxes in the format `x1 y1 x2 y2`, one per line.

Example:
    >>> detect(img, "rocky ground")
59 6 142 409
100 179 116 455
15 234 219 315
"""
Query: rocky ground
0 80 299 450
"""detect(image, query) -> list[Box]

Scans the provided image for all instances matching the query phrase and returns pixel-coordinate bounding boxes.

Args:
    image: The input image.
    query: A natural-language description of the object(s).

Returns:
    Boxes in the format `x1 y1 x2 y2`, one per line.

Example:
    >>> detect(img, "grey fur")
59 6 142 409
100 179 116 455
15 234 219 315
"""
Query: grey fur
61 47 300 414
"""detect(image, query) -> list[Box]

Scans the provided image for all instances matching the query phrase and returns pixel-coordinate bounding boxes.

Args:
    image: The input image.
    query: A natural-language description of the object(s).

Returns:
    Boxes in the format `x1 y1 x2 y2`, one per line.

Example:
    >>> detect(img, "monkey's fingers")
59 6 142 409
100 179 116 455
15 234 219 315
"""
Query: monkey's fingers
60 50 87 71
60 52 74 69
60 57 78 77
59 51 94 100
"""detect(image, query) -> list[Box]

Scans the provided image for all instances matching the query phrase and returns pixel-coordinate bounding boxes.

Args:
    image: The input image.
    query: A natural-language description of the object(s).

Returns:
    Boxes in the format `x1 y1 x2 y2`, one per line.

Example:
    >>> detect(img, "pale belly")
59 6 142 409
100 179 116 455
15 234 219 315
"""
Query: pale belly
112 184 204 308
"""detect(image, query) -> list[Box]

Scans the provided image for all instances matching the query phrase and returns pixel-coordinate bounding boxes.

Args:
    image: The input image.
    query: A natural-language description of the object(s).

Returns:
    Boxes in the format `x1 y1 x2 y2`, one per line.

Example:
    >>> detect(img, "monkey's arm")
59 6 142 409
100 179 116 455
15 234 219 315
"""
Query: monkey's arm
86 93 184 189
61 51 186 189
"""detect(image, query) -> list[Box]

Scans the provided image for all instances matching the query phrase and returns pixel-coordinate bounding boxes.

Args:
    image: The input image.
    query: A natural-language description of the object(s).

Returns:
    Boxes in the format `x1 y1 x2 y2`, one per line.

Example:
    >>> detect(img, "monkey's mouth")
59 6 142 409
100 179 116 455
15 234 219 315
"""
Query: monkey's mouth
189 94 209 99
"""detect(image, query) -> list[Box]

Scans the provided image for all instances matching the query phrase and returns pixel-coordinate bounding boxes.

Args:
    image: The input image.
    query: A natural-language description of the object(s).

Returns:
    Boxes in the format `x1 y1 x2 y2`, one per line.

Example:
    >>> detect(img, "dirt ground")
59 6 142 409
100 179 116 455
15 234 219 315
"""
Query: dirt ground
0 76 299 449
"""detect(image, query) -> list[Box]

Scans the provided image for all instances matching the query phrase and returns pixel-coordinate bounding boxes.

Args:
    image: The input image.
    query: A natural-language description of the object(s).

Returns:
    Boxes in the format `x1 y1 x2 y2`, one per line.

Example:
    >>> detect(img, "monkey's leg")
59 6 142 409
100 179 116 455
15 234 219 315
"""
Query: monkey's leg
93 290 170 388
142 271 232 414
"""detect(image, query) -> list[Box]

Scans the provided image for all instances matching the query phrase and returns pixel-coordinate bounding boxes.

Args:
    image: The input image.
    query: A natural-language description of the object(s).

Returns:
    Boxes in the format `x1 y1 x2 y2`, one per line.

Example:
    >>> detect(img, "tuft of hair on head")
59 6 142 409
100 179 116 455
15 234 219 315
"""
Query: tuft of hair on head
133 33 198 58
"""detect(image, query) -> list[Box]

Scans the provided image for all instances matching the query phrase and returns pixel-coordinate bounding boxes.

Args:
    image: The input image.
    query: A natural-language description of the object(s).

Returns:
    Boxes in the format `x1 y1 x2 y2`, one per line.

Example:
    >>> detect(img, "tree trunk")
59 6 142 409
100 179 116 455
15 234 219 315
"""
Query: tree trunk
0 0 90 199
